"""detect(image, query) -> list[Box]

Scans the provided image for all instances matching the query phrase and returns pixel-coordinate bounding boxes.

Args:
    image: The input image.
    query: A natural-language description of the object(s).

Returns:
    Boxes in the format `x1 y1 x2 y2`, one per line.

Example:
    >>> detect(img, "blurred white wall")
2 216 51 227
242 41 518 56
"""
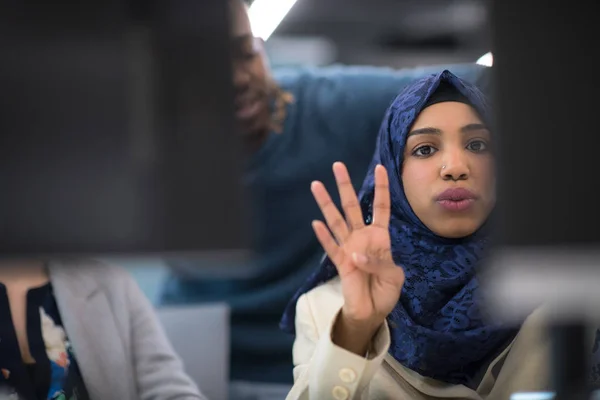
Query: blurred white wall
265 36 337 67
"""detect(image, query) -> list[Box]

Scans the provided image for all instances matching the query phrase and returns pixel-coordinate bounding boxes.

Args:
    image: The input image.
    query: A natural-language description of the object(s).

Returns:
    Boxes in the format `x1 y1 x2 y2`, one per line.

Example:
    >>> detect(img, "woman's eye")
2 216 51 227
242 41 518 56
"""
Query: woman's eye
466 140 488 152
413 145 437 157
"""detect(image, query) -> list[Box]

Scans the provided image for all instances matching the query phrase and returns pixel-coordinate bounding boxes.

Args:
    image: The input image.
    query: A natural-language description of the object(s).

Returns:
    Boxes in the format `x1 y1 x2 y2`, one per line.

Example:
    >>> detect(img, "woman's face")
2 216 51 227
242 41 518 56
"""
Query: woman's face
401 101 495 238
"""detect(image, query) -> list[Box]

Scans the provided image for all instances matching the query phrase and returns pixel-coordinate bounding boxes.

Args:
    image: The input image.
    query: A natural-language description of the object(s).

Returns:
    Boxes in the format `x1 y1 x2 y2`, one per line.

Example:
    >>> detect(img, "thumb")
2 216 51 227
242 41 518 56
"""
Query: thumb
351 252 389 275
351 252 368 266
351 251 404 284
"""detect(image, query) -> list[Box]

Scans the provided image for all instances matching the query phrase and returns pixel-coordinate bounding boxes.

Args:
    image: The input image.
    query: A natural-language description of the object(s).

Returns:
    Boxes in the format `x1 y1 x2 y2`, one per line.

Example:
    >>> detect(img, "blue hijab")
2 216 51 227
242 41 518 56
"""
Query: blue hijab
280 70 517 387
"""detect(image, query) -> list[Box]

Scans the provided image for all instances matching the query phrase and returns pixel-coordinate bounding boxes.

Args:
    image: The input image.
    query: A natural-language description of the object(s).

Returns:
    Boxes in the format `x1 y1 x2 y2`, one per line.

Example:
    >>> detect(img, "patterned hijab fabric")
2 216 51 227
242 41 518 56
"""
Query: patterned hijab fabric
280 70 518 386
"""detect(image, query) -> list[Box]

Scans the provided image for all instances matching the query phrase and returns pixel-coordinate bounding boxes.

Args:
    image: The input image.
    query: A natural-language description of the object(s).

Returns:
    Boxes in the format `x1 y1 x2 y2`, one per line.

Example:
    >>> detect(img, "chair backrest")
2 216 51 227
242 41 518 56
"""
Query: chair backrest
156 303 230 400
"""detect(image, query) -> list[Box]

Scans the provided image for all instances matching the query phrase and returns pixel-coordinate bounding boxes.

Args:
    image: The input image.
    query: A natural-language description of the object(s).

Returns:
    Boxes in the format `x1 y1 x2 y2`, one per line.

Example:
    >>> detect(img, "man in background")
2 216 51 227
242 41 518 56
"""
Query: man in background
160 0 488 397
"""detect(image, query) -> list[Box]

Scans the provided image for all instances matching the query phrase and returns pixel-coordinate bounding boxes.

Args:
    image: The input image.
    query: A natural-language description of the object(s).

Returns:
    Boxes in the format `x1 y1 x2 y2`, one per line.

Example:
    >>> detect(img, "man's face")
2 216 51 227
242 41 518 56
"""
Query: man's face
230 1 271 138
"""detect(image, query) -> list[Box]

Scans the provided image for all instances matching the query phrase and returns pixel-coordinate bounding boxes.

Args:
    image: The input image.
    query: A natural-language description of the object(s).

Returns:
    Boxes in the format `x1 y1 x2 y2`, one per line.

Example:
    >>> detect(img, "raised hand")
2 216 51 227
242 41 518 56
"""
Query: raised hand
311 162 405 355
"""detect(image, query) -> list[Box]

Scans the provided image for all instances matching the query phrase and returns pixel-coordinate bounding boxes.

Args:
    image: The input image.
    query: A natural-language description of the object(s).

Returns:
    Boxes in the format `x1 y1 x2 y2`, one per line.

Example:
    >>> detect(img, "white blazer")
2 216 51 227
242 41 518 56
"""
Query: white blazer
49 260 206 400
285 277 593 400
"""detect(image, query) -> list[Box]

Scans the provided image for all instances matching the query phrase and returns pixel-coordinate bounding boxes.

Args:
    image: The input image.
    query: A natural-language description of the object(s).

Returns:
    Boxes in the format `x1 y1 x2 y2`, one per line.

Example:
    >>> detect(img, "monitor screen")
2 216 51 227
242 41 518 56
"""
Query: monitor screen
0 0 248 258
484 0 598 322
490 0 596 249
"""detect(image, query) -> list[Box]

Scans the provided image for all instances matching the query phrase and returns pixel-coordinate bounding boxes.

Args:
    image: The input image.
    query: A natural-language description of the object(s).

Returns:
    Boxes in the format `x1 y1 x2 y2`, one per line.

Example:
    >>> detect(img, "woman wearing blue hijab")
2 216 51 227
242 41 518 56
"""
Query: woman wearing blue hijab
280 70 598 399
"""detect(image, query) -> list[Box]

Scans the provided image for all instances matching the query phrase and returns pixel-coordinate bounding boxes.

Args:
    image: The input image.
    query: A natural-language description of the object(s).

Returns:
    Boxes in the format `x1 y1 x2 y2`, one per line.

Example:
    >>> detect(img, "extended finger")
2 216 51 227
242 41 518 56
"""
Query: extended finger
372 165 391 228
332 162 364 230
311 181 350 243
312 220 347 270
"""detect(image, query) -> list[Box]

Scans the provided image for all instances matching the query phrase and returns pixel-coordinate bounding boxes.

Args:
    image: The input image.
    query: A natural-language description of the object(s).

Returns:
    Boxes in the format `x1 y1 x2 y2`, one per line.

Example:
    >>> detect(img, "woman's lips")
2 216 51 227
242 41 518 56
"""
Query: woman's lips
435 188 477 212
437 199 475 212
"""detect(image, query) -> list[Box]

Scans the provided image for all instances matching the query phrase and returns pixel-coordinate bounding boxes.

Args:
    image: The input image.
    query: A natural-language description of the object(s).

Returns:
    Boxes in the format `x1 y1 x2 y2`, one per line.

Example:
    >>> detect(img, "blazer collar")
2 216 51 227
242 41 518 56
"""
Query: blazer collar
48 260 133 399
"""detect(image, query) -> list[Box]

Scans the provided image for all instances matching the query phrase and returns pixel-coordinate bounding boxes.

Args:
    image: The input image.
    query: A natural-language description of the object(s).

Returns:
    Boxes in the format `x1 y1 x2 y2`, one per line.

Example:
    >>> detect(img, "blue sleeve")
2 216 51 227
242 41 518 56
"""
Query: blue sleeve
332 63 484 113
277 63 487 159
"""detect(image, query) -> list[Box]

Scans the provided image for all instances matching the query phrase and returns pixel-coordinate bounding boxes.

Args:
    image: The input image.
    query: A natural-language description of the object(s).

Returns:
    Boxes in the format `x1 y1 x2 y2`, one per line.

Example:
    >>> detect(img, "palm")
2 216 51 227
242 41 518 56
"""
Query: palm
311 163 405 324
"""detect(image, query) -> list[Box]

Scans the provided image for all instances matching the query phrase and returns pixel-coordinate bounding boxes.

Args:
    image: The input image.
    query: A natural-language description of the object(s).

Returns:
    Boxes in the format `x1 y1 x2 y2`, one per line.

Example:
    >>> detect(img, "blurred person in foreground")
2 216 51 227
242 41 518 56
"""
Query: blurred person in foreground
159 0 489 392
280 71 600 399
0 260 205 400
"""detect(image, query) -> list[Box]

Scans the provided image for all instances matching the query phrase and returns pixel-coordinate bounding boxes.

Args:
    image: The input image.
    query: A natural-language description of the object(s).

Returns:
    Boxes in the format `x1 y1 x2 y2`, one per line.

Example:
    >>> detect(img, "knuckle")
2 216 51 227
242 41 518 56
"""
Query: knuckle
342 201 360 210
319 199 334 209
373 201 388 210
330 218 347 231
350 221 363 230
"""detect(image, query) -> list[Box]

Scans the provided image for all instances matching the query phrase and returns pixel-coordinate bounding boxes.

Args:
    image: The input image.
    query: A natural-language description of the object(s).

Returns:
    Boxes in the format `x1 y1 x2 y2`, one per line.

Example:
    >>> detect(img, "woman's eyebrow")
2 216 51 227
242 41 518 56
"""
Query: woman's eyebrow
408 123 488 138
407 127 441 137
461 123 488 133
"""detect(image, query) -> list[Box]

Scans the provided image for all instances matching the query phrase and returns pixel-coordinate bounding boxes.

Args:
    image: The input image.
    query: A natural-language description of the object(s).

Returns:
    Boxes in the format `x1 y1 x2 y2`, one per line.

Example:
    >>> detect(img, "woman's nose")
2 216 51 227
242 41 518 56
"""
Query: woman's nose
441 151 469 181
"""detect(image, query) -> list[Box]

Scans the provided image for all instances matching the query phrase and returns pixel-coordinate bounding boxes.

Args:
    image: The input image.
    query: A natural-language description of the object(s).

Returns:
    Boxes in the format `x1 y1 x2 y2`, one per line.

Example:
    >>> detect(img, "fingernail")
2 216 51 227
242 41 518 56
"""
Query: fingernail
352 252 368 265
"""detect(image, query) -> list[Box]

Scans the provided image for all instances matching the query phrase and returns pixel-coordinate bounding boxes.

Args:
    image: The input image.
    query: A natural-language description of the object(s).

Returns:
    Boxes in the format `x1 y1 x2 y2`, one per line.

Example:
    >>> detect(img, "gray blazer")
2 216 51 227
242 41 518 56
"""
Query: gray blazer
49 259 207 400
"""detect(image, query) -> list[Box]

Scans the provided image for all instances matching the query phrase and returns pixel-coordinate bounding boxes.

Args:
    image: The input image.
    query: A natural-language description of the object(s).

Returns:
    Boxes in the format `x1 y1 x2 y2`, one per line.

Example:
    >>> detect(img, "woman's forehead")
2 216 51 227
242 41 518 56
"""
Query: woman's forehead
410 102 482 130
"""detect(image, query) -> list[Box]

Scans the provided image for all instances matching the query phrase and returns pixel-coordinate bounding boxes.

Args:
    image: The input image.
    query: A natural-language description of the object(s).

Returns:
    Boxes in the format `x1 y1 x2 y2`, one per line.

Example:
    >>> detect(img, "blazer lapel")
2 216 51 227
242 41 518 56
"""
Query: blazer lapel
49 262 132 400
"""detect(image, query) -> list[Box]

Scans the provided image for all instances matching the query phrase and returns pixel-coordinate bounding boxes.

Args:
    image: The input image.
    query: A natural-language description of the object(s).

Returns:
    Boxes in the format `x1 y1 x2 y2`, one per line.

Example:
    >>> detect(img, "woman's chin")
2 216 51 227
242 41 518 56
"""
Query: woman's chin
429 221 482 239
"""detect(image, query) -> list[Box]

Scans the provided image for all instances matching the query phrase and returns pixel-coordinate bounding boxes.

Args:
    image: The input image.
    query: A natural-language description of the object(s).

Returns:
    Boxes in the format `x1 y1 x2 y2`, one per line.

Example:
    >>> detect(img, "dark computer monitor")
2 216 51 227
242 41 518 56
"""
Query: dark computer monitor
486 0 598 319
487 2 597 397
0 0 248 258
